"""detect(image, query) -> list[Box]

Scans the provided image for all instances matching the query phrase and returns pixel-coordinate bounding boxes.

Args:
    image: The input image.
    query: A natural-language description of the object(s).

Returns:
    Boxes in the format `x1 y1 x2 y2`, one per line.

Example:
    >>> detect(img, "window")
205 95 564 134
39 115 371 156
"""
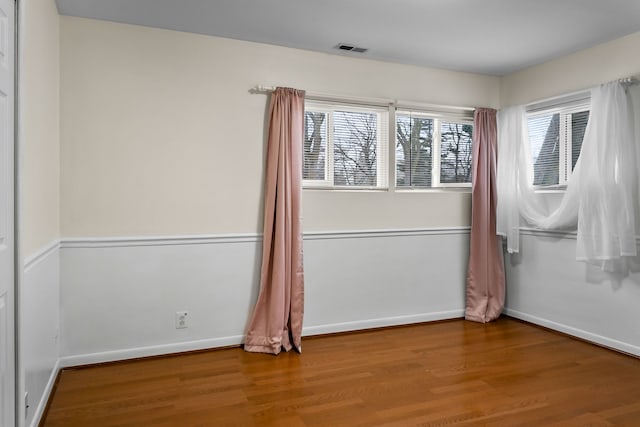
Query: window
527 105 589 187
396 111 473 188
303 102 389 188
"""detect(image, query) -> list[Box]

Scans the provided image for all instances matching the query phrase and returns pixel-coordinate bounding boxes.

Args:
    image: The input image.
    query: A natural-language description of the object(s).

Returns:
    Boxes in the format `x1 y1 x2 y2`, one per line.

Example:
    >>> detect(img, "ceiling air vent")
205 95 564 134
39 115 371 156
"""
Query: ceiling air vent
335 43 368 54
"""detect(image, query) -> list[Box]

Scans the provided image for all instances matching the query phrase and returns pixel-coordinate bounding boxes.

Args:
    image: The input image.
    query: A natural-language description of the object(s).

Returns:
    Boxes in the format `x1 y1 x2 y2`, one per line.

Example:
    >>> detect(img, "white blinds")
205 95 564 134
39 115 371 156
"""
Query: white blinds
440 121 473 185
526 102 590 187
569 110 589 171
395 111 473 188
528 113 560 185
303 101 389 188
396 113 433 187
303 111 328 181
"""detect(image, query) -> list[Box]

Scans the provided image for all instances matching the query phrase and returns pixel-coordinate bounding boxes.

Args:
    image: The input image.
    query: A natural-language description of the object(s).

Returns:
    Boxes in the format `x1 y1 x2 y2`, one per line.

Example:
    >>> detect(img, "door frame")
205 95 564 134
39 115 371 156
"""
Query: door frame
13 0 22 424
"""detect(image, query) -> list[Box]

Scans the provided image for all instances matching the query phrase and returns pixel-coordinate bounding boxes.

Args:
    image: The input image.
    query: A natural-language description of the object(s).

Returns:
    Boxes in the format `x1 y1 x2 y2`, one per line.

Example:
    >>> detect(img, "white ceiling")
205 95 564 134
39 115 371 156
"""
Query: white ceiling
55 0 640 76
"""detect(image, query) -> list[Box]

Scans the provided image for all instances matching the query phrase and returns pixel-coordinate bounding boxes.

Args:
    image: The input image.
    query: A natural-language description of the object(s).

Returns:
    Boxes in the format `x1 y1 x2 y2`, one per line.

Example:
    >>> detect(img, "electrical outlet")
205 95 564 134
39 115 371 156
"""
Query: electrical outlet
175 311 188 329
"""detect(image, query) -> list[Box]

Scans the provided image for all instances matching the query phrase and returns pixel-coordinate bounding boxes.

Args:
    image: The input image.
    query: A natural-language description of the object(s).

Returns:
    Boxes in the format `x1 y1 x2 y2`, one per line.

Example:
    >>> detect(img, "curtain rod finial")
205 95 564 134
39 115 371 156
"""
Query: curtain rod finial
250 85 275 95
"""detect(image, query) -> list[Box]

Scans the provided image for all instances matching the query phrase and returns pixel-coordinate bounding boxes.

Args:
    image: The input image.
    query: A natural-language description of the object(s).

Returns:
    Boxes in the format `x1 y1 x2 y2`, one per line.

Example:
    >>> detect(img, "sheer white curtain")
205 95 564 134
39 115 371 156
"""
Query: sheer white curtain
497 81 638 264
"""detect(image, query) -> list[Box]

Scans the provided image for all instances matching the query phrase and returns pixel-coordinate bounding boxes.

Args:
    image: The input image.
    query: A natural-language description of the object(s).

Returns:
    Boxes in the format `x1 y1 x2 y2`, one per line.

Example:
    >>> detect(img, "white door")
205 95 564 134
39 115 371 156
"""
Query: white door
0 0 14 425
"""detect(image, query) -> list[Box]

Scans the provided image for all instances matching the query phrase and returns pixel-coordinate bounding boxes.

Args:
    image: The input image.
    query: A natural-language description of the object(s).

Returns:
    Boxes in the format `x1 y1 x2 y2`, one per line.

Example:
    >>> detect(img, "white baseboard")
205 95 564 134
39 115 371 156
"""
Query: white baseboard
504 308 640 357
59 335 246 368
29 358 61 427
59 310 466 368
302 310 464 336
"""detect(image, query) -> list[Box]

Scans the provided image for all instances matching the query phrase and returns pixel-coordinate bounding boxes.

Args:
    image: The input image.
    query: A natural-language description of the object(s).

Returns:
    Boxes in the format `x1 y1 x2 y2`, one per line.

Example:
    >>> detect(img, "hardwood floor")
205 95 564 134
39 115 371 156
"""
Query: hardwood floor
42 318 640 426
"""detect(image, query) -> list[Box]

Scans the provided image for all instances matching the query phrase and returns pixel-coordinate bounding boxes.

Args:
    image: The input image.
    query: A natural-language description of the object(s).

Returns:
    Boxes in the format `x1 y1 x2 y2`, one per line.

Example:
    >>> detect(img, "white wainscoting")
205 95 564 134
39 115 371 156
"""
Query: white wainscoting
27 226 640 426
59 228 470 366
22 241 60 427
504 229 640 356
302 229 468 335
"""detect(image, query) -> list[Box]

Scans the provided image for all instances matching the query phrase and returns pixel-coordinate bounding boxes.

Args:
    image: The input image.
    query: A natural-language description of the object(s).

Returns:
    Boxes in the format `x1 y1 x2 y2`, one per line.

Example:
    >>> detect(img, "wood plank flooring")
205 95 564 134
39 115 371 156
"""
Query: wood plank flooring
42 318 640 426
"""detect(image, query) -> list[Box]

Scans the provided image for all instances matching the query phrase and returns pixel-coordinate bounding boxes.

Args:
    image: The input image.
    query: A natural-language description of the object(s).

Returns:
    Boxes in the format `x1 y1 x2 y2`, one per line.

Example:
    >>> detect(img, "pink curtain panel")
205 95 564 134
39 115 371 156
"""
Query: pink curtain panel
244 87 306 354
465 108 505 323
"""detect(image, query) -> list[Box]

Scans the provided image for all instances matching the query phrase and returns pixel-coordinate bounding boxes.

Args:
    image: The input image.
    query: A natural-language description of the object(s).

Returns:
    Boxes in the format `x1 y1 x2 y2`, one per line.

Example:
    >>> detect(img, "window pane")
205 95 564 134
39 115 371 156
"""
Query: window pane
571 110 589 170
396 114 433 187
440 122 473 184
334 110 378 186
303 111 327 180
528 113 560 186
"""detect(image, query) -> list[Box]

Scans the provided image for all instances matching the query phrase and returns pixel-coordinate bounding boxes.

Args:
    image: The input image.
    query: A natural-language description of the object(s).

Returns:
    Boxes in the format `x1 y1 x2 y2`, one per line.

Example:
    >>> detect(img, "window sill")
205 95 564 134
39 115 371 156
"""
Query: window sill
302 186 473 193
534 186 567 194
395 187 471 193
303 187 389 193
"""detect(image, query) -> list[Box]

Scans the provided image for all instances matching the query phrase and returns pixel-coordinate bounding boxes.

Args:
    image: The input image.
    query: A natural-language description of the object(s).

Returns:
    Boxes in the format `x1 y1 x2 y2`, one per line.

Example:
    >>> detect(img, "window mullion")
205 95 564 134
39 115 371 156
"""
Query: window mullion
388 106 396 191
408 113 413 187
559 113 569 185
565 113 573 182
327 110 335 186
432 118 441 187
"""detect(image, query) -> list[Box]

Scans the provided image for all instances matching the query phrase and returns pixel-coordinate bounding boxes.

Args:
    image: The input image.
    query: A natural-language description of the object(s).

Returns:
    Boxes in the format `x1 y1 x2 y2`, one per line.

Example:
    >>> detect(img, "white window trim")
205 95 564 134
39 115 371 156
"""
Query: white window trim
303 101 390 190
302 104 333 189
302 99 474 191
526 101 589 189
395 109 473 189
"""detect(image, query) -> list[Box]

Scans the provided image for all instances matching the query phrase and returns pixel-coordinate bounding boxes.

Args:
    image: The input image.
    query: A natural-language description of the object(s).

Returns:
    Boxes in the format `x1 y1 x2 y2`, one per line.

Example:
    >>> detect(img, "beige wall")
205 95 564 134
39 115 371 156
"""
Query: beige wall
501 30 640 107
60 17 500 237
52 17 640 239
21 0 60 256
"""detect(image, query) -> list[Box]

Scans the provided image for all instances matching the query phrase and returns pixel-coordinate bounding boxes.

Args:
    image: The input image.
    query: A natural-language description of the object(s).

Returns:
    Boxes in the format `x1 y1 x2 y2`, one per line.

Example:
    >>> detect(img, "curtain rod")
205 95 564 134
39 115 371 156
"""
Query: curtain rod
524 74 640 110
250 85 394 107
619 76 639 85
250 85 476 112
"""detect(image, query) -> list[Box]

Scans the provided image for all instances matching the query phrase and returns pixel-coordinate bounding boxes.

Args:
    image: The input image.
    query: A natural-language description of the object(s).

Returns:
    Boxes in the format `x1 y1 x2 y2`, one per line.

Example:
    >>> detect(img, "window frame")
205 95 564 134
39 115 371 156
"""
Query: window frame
303 101 390 190
302 104 332 189
395 109 474 190
526 101 590 189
